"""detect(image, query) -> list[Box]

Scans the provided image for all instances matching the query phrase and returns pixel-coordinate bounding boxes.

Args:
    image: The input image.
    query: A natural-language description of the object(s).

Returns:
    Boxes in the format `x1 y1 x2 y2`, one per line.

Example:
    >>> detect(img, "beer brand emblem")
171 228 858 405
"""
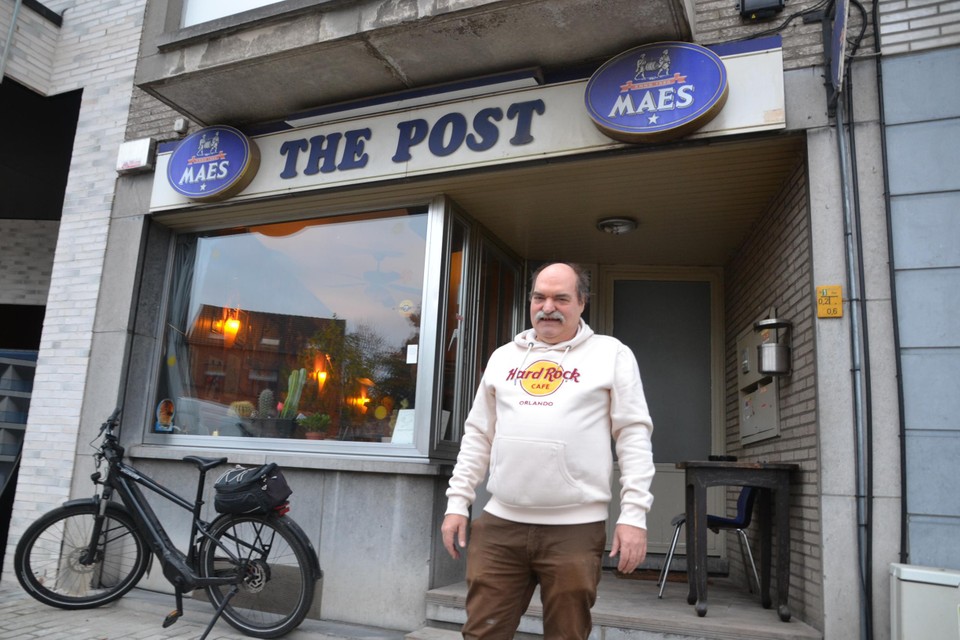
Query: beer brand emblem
167 125 260 202
585 42 729 144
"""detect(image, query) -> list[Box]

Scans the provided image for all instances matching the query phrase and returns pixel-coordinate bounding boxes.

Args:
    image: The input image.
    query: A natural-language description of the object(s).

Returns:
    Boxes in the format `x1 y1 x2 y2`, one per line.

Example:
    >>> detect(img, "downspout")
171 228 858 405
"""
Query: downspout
827 1 873 636
0 0 24 84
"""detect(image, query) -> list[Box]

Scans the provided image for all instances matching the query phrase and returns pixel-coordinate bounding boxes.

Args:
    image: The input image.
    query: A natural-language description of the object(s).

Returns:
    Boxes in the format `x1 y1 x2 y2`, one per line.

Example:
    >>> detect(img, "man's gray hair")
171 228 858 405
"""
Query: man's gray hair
530 262 590 305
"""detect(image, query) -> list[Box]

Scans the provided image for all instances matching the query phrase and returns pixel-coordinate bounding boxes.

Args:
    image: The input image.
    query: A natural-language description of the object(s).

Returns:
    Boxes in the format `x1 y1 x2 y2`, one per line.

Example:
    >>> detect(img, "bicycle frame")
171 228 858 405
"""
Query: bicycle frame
83 430 239 592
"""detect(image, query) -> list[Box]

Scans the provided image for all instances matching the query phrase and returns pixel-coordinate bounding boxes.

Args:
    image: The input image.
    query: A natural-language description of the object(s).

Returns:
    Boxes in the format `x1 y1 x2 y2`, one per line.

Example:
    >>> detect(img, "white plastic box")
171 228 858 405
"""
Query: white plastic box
890 563 960 640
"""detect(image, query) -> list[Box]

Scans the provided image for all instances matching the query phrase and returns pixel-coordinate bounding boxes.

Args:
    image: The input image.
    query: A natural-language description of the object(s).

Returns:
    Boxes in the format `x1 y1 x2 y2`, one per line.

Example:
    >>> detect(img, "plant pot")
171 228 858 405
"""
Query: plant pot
304 431 324 440
240 418 297 438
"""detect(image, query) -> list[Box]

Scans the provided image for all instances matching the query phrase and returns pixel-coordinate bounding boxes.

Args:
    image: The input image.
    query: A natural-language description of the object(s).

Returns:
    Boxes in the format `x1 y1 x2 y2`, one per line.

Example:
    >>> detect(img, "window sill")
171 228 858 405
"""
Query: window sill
156 0 350 52
128 443 451 476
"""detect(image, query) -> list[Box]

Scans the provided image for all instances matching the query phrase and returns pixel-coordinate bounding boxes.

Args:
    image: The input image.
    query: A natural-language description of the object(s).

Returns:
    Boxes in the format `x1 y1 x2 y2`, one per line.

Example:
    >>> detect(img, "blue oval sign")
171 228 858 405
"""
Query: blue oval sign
166 125 260 202
585 42 729 144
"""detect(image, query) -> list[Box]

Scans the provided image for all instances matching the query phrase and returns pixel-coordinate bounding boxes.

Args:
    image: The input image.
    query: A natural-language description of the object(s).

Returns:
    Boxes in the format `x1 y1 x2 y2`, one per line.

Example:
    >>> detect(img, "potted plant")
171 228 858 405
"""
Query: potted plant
298 412 331 440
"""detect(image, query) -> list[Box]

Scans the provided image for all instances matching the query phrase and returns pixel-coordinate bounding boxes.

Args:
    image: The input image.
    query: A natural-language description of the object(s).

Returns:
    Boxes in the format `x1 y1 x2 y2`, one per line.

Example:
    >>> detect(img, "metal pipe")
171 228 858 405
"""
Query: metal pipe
835 80 872 640
0 0 24 84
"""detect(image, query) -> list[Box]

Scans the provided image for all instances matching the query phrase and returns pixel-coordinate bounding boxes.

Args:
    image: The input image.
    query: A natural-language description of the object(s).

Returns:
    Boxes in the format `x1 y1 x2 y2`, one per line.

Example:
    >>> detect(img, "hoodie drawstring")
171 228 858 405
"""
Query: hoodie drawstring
556 345 572 369
514 342 535 384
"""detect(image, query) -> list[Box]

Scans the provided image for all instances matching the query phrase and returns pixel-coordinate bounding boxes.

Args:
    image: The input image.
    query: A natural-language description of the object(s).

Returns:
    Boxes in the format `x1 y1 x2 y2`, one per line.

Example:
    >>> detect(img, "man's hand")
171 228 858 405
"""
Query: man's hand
441 514 469 560
609 524 647 574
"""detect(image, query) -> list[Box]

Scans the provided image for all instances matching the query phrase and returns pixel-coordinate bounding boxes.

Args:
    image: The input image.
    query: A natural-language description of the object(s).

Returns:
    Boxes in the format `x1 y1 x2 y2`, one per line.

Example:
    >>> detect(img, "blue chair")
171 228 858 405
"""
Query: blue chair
657 485 761 598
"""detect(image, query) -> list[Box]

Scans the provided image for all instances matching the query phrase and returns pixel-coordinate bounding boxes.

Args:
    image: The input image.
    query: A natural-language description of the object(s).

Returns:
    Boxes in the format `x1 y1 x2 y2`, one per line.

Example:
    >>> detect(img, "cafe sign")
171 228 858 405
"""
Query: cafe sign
585 41 729 144
167 125 260 202
151 38 783 211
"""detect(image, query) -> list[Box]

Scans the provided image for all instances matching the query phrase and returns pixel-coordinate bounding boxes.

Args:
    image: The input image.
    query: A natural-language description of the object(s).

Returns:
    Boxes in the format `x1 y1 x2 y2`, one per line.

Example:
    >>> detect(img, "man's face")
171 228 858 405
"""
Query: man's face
529 264 585 344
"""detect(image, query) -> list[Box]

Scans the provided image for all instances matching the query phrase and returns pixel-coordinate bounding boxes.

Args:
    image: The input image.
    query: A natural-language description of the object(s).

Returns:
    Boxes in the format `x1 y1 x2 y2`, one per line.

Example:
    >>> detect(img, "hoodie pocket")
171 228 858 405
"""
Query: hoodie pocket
487 436 585 508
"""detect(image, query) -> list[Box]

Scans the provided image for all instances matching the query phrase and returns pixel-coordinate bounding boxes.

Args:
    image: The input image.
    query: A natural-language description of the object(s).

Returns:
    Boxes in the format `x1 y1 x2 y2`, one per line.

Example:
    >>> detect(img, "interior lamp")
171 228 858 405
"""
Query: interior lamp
223 310 241 348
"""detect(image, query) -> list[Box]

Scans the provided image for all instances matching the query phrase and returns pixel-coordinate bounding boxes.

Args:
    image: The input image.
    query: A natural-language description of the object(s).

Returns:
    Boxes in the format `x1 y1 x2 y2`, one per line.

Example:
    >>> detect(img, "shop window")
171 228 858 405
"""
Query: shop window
153 207 427 446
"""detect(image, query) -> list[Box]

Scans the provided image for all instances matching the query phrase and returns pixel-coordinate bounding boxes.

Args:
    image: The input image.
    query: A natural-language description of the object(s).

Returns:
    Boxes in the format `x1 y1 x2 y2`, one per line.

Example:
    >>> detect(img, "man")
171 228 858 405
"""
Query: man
441 262 655 639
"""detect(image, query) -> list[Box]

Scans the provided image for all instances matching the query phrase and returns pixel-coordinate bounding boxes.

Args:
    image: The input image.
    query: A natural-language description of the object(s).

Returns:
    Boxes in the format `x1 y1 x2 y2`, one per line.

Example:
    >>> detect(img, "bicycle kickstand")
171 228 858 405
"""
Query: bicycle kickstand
162 588 184 628
198 584 241 640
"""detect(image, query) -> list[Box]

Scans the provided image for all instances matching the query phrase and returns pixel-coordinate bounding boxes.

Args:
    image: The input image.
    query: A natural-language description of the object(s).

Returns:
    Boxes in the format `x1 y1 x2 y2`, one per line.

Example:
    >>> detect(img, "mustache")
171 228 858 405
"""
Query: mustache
535 311 564 322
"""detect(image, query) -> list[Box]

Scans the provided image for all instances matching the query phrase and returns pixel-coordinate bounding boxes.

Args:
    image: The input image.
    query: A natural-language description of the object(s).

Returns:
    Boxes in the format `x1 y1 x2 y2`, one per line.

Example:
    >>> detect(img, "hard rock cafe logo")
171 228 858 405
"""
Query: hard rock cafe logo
506 360 581 397
584 41 729 144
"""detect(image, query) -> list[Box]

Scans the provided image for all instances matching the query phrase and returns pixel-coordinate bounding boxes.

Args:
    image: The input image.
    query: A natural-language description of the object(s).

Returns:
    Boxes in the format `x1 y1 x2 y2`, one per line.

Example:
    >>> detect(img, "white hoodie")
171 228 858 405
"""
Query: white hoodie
445 320 655 528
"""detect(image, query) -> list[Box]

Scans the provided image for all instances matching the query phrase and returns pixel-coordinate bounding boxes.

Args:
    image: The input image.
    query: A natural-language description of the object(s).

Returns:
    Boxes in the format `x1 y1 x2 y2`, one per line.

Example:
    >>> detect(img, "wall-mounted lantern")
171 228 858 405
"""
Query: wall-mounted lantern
738 0 784 21
754 318 792 376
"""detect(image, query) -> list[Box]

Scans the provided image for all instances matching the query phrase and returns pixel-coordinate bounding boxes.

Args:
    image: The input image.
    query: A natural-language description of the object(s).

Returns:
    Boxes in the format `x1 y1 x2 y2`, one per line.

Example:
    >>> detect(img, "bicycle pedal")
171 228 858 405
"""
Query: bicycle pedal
162 610 182 628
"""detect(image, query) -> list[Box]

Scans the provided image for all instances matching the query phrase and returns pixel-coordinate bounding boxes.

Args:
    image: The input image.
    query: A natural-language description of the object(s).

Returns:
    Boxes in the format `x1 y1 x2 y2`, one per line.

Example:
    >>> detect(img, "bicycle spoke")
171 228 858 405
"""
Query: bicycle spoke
15 504 148 609
201 515 314 638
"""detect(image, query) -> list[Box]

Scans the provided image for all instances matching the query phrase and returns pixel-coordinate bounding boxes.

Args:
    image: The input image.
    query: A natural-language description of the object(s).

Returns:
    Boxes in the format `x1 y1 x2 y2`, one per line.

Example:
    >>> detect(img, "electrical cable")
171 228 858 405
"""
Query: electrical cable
706 0 832 45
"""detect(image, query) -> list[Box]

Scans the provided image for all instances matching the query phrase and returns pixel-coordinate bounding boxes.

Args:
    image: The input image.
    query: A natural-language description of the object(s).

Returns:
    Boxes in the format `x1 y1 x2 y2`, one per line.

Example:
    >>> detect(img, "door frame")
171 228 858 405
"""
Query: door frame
596 265 726 557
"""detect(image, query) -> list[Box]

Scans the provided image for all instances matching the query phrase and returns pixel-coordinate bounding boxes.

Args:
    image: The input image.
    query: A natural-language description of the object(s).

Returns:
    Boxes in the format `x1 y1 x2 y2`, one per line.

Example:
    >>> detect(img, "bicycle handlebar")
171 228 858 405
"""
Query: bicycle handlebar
100 408 122 435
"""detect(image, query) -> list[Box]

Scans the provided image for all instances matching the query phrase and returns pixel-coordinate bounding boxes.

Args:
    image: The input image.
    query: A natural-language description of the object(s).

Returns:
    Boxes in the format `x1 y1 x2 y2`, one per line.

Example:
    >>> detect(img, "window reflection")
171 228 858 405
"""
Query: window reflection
156 208 427 444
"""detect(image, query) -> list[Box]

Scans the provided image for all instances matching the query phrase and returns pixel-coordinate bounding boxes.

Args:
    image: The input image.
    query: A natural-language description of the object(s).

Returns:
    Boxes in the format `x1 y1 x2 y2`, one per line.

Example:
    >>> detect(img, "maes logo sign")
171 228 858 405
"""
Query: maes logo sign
167 126 260 202
585 41 729 144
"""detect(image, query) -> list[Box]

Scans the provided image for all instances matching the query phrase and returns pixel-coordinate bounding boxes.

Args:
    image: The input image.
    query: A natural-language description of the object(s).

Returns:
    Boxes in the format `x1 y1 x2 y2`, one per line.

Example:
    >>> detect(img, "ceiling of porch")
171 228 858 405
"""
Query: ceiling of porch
159 132 806 268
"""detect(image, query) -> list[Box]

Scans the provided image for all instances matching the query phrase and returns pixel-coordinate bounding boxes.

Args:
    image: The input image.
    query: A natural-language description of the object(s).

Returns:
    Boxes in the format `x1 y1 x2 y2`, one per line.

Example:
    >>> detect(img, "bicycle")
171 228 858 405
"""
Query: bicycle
13 409 322 639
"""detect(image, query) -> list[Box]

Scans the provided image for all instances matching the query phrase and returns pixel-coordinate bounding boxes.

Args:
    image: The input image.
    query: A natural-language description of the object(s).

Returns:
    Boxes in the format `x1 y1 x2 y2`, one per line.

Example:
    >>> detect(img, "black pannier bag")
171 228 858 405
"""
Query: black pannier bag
213 463 292 514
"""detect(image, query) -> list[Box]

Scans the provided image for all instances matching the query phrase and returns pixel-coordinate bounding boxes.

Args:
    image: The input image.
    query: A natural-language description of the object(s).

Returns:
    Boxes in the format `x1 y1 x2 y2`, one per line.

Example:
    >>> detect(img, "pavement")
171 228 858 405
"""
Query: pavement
0 578 411 640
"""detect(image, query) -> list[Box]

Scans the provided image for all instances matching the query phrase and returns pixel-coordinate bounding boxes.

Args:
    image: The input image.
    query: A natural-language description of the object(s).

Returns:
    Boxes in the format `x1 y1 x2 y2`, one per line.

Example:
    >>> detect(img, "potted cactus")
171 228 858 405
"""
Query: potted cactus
242 385 298 438
280 368 306 419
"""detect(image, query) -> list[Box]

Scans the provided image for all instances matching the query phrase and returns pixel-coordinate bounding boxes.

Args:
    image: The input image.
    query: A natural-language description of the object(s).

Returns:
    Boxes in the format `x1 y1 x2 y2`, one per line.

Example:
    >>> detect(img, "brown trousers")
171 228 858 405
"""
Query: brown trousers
462 513 606 640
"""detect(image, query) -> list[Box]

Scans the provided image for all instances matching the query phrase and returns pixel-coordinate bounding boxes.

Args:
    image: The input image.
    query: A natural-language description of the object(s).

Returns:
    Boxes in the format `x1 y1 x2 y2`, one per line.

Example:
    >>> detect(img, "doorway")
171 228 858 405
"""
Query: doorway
599 267 725 556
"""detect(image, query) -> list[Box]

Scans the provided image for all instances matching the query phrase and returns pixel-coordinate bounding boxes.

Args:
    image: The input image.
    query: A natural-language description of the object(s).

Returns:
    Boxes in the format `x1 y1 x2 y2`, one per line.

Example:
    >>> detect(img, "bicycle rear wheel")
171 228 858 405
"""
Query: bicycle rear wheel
14 503 149 609
201 514 315 638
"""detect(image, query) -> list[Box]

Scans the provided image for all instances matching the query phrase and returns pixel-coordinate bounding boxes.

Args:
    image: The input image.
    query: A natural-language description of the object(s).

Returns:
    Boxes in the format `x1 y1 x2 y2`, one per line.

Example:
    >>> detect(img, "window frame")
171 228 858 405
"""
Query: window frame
138 197 446 459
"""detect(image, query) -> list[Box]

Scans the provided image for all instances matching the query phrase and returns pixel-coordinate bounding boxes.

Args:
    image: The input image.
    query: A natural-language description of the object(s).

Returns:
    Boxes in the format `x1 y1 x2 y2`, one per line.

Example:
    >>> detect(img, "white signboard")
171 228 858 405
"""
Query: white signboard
151 44 784 212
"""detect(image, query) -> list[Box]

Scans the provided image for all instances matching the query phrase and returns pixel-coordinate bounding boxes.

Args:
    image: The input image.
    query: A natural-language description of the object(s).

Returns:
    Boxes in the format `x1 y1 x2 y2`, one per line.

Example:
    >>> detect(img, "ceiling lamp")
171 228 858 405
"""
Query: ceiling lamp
596 217 638 235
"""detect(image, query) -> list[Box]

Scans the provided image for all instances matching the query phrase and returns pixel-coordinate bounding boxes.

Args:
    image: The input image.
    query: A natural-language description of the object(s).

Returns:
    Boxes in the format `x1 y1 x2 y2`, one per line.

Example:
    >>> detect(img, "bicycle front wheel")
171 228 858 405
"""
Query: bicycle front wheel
201 514 315 638
14 503 149 609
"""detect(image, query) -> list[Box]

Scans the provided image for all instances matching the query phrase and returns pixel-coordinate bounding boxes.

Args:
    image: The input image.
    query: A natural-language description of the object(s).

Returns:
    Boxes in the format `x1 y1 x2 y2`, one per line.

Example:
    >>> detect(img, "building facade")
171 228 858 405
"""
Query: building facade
2 0 958 638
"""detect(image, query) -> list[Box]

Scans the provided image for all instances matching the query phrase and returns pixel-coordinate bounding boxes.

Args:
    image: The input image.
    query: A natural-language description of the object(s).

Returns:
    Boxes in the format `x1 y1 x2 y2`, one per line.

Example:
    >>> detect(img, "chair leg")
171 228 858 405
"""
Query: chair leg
658 521 684 599
736 528 761 595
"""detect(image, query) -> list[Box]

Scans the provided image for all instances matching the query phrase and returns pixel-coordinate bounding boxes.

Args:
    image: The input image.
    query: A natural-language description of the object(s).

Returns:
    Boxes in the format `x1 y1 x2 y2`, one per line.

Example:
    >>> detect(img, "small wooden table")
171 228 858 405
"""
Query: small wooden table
677 460 798 621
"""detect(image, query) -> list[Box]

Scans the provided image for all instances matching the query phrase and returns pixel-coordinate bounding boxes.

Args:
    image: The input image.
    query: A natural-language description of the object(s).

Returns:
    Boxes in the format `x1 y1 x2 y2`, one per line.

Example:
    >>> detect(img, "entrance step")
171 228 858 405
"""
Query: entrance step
421 572 822 640
405 628 460 640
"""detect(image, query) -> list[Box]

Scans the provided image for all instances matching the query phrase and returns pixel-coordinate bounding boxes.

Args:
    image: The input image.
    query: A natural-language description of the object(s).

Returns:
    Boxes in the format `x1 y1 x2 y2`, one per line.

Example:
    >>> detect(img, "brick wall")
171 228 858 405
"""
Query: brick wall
125 86 196 143
4 0 148 572
723 156 822 629
0 0 63 94
878 0 960 54
0 220 58 306
696 0 877 70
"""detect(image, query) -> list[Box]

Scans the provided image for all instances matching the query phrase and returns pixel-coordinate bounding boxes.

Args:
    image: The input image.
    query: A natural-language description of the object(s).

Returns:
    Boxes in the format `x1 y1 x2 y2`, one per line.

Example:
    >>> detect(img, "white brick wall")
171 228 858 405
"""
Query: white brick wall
879 0 960 53
0 1 60 94
0 220 58 305
3 0 147 574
